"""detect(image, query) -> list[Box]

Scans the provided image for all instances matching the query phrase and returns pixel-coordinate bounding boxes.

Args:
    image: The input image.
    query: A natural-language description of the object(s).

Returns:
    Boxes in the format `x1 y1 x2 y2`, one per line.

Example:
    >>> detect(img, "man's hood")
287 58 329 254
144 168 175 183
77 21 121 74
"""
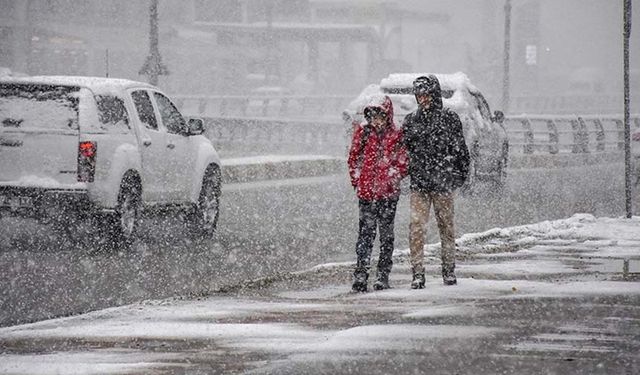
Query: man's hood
414 74 443 112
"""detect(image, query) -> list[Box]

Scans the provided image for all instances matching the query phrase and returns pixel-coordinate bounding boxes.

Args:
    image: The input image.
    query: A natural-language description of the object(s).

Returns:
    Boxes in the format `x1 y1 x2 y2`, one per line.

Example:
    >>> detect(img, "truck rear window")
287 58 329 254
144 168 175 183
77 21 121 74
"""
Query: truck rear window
95 95 129 130
0 83 79 130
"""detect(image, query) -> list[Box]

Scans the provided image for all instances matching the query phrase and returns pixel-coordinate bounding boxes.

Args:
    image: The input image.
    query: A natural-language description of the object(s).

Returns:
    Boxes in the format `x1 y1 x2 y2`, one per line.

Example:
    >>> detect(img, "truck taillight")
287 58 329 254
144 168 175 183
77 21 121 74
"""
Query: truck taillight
78 141 97 182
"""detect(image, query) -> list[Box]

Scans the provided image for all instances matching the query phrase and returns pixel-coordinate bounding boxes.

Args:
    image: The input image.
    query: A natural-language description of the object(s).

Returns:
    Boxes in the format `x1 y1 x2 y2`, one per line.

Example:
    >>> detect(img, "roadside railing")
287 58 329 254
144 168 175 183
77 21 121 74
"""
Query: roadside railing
174 95 639 159
173 94 351 120
504 114 640 155
508 94 626 115
175 93 637 119
200 116 346 158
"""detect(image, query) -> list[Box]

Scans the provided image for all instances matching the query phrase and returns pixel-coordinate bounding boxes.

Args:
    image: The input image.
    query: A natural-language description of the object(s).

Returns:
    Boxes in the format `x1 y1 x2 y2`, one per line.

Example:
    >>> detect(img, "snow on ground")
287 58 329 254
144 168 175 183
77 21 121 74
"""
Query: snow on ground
0 214 638 374
0 351 186 375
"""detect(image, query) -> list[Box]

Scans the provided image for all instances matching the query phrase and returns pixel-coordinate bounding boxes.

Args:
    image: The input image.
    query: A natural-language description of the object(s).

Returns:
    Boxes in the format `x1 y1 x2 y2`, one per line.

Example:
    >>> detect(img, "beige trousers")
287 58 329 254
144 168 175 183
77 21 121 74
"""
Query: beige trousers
409 190 456 271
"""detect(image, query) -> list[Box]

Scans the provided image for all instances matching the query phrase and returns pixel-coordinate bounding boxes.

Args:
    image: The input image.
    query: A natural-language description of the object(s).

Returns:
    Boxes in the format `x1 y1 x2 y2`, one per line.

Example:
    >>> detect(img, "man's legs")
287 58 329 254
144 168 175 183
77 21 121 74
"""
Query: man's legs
374 198 399 290
353 199 377 292
432 192 457 285
409 190 431 289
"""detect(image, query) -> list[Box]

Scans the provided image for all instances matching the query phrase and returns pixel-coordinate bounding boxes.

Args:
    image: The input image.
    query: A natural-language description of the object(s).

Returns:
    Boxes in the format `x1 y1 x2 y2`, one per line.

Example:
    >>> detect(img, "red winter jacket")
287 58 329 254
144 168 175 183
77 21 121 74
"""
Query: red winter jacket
348 95 408 201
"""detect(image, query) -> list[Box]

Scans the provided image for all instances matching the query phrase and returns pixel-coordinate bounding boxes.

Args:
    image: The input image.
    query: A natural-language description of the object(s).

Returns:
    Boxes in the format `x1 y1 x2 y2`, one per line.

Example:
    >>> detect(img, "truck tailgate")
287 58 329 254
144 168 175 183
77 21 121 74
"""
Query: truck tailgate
1 83 81 188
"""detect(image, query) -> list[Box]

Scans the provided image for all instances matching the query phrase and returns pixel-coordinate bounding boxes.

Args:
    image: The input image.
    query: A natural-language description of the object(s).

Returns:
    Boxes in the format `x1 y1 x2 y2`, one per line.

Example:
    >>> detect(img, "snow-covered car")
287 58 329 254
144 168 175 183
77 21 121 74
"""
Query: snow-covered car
0 76 222 245
343 72 509 190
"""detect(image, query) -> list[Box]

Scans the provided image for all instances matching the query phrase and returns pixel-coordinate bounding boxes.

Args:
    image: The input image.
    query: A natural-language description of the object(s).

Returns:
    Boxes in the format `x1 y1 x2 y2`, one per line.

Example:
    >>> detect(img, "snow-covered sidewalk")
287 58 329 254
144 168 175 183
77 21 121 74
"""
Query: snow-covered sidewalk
1 214 639 374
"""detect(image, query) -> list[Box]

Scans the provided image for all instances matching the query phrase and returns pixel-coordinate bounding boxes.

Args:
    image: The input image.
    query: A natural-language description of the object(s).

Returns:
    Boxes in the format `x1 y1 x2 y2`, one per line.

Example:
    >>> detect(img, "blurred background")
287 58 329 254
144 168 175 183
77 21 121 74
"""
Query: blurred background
1 0 638 115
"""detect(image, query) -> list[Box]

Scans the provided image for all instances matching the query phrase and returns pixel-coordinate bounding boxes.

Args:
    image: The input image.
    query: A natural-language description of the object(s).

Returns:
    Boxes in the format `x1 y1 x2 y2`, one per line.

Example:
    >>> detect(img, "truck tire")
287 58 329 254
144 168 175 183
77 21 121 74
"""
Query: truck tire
188 166 221 239
106 175 141 249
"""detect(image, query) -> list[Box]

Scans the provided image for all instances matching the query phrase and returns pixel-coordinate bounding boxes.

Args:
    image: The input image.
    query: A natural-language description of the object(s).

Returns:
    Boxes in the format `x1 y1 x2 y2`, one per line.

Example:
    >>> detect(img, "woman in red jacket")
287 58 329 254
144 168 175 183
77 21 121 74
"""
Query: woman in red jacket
348 95 408 292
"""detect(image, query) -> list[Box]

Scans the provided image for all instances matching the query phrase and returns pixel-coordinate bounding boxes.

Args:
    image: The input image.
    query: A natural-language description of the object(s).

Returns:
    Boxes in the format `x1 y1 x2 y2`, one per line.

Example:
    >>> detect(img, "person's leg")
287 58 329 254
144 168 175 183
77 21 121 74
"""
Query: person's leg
409 190 431 289
432 192 457 285
353 199 377 291
374 198 399 290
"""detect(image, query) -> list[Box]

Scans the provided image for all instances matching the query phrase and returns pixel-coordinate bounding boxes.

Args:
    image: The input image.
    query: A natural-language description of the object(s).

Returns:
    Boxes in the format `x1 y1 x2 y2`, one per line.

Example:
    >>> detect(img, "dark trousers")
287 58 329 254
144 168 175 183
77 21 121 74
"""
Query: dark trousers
355 198 399 276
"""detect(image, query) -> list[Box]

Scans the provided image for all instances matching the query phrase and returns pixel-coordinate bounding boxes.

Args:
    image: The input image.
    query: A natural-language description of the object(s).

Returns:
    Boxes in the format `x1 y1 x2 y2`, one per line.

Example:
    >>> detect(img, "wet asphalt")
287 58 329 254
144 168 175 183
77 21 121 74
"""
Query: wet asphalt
0 161 638 327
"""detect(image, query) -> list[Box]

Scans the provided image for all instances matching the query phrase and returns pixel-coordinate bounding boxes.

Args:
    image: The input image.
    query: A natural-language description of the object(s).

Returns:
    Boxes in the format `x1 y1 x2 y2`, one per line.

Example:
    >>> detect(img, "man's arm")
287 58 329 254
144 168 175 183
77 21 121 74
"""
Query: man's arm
401 112 416 153
448 112 470 185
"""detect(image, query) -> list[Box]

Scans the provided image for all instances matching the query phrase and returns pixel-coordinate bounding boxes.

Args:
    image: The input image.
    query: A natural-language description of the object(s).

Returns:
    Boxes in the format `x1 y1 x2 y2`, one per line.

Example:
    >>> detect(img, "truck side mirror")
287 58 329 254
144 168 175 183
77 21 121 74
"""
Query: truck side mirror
187 118 204 135
492 110 505 124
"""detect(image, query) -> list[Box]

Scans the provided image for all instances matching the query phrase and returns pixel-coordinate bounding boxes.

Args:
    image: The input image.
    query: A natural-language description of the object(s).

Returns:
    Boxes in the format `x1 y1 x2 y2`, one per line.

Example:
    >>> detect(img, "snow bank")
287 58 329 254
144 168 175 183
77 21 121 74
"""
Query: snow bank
2 175 86 189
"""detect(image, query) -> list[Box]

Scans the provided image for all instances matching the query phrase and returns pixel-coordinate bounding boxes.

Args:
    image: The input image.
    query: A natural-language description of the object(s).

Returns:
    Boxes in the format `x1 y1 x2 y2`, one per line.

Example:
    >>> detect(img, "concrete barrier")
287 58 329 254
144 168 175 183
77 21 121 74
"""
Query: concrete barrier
220 155 344 184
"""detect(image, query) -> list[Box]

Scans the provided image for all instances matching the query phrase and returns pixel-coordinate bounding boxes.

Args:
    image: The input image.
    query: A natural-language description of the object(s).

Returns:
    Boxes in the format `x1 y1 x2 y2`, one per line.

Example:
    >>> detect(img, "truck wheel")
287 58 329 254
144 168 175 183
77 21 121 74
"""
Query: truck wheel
106 176 141 249
188 166 221 239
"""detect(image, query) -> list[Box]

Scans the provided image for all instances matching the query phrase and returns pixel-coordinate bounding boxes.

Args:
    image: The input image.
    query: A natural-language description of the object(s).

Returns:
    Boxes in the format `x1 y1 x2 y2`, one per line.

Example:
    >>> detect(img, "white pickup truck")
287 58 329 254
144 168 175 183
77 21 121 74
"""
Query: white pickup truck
0 76 222 246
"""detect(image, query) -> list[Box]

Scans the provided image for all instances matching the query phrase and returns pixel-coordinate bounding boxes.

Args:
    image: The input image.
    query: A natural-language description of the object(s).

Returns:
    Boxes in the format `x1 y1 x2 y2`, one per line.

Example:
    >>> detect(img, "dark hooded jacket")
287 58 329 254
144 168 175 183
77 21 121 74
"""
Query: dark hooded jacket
348 95 408 201
402 75 470 193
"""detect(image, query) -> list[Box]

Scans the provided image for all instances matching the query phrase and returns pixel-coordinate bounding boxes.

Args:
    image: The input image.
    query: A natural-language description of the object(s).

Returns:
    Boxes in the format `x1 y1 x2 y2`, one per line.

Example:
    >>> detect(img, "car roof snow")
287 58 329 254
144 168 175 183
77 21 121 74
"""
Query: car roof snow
380 72 479 93
0 75 155 95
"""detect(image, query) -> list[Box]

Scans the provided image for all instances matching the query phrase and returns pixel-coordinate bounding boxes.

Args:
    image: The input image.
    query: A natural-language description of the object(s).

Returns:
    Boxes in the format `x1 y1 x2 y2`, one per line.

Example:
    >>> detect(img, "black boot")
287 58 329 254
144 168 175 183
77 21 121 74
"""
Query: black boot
442 264 457 286
352 266 369 292
410 267 425 289
373 271 390 290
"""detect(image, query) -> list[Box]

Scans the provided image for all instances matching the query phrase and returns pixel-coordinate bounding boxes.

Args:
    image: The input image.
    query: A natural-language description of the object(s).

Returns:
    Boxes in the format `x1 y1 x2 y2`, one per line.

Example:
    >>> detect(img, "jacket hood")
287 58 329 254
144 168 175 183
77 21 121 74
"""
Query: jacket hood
363 94 395 128
414 74 443 112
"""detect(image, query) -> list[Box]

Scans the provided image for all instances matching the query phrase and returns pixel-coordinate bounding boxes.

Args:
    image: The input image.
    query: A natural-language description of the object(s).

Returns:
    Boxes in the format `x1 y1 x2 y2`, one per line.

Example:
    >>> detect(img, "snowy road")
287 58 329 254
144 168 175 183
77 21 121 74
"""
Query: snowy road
0 215 639 374
1 161 638 327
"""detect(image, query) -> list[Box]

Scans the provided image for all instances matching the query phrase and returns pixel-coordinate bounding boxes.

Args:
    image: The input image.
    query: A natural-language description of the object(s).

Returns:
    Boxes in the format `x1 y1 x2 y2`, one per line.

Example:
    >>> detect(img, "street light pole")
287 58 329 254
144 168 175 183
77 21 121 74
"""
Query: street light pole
623 0 632 218
139 0 168 86
502 0 512 114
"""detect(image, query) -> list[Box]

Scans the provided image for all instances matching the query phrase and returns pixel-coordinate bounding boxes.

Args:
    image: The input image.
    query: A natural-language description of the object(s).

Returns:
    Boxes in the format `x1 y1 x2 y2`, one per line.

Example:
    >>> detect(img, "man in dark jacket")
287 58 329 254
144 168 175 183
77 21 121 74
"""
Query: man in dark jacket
402 75 470 288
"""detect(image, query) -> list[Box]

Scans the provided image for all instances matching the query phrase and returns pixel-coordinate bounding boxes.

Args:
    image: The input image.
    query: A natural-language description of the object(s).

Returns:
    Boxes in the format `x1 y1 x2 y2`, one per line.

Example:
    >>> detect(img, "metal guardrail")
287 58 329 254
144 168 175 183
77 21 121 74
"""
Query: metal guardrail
175 93 637 119
199 114 640 159
508 94 627 115
174 95 639 158
201 116 346 157
504 114 640 155
173 94 350 120
198 114 640 155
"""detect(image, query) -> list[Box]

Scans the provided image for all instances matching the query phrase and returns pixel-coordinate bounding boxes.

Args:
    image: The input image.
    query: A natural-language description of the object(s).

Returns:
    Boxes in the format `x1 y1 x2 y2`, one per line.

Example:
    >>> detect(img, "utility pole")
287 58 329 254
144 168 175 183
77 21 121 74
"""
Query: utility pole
623 0 632 218
502 0 512 113
139 0 168 86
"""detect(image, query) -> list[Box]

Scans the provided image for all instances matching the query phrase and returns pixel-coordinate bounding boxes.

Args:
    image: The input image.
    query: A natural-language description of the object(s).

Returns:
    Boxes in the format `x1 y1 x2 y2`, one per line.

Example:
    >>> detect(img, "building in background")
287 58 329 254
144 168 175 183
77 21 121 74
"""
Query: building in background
0 0 637 113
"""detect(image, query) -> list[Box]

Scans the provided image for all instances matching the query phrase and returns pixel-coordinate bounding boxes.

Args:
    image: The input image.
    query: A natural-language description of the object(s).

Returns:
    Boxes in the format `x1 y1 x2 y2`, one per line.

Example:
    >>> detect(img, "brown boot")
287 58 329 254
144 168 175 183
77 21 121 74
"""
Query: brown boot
442 264 457 286
410 267 425 289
